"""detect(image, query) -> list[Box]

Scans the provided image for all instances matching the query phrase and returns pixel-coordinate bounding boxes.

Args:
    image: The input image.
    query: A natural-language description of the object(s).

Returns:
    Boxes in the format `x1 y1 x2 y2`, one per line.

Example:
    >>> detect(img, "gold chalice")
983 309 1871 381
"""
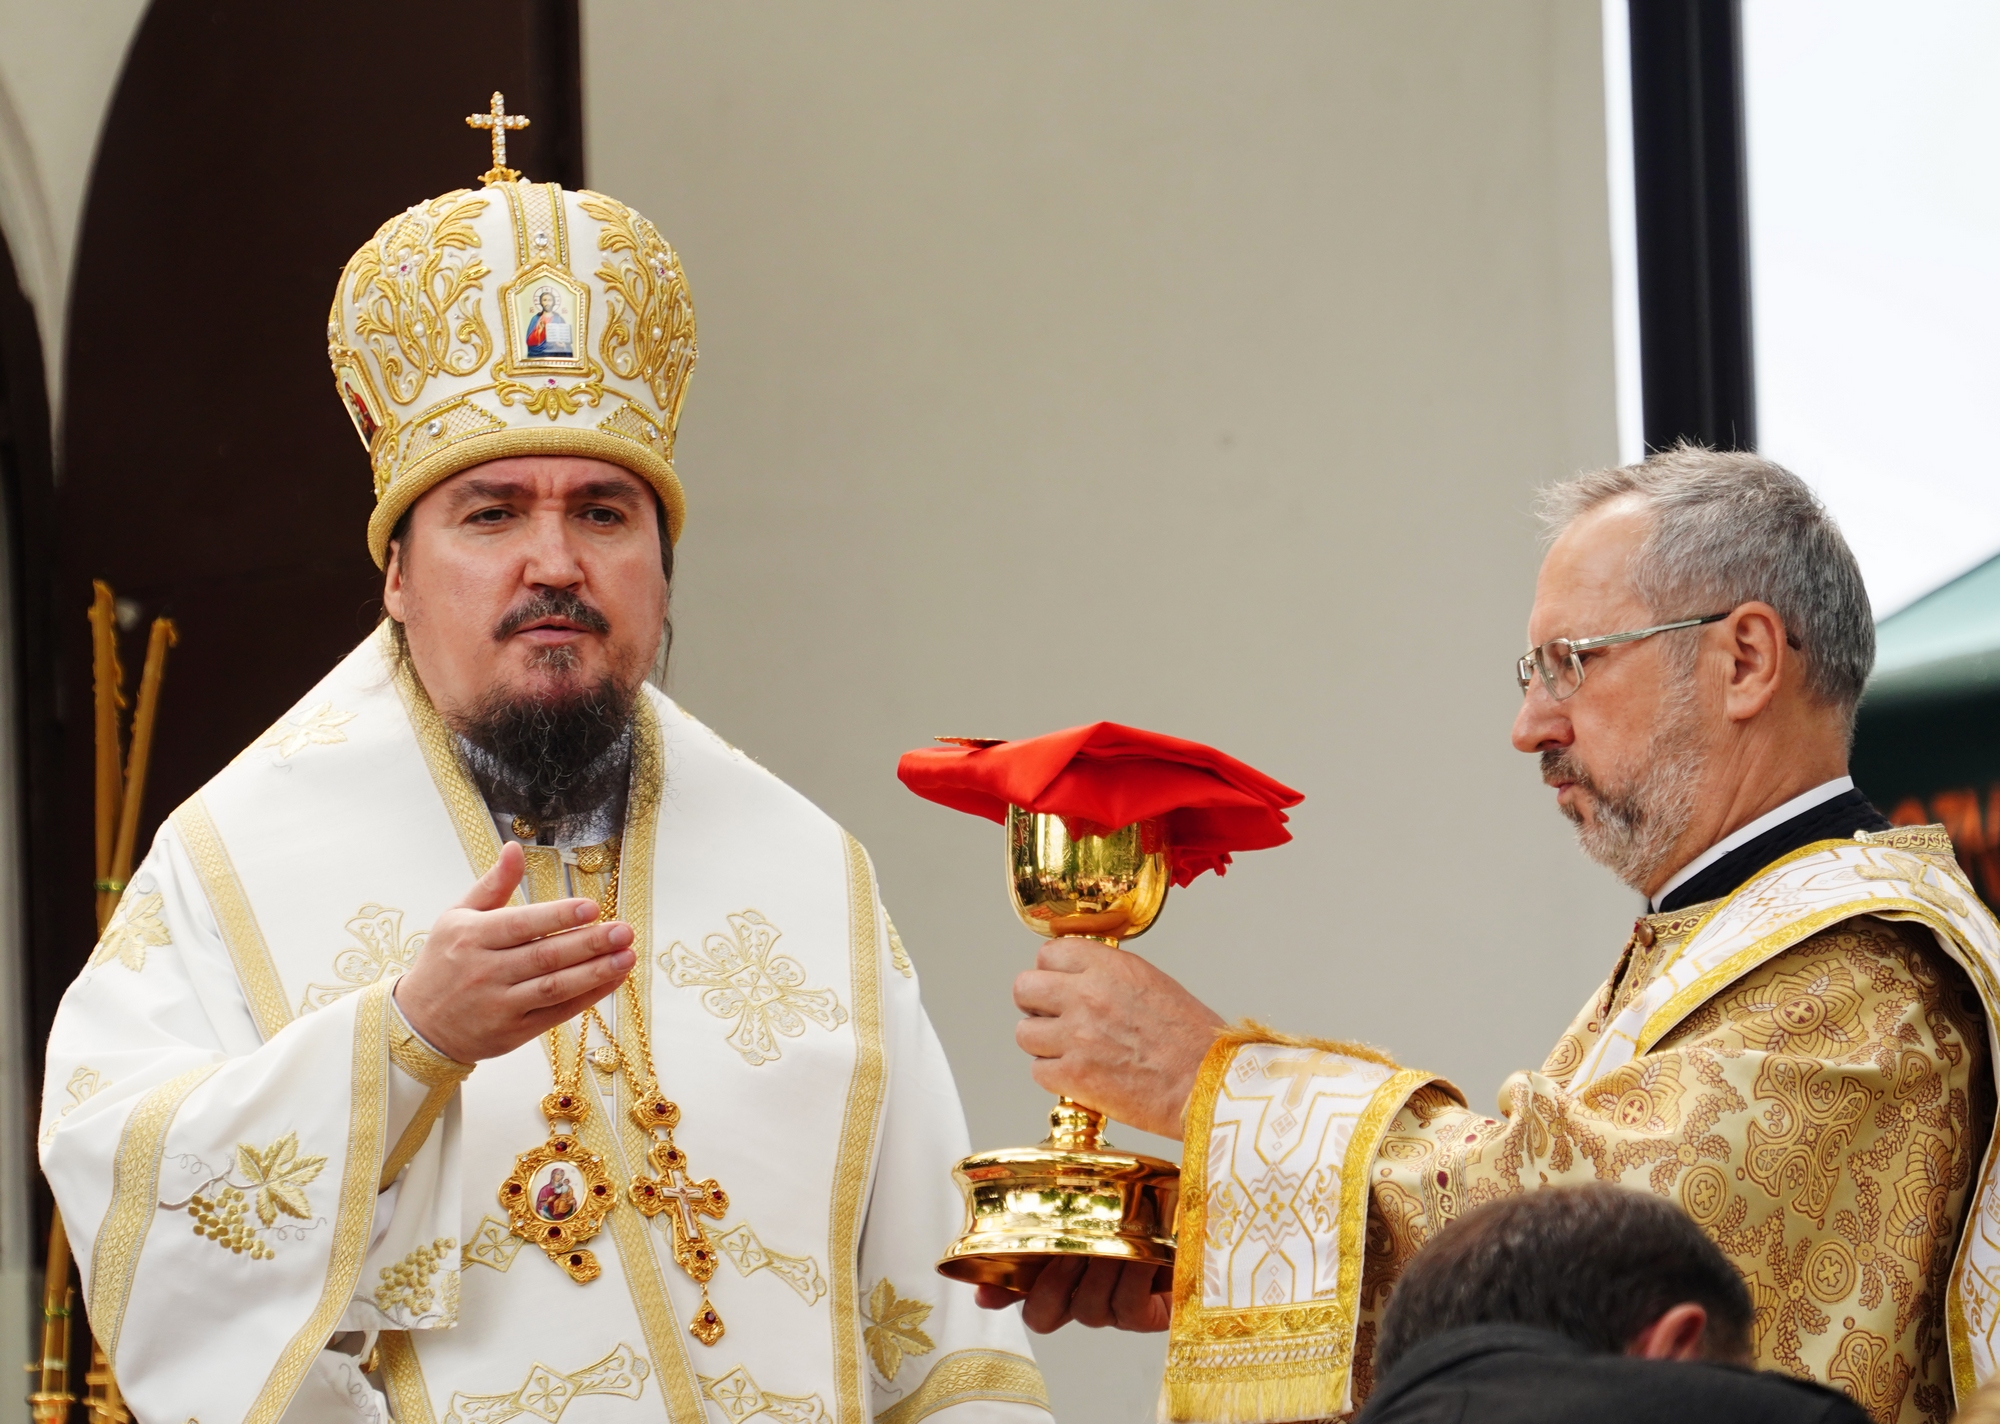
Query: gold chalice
934 807 1181 1290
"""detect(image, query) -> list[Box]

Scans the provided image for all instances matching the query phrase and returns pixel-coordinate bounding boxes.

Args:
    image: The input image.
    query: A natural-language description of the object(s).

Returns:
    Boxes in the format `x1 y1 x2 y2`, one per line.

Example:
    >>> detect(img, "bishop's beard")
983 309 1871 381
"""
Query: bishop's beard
1541 680 1706 894
455 675 638 835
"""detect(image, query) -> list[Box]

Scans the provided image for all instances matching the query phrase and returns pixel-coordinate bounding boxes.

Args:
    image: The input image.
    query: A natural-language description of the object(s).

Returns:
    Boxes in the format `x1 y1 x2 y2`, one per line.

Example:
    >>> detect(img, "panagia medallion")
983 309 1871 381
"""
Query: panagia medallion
500 1085 616 1283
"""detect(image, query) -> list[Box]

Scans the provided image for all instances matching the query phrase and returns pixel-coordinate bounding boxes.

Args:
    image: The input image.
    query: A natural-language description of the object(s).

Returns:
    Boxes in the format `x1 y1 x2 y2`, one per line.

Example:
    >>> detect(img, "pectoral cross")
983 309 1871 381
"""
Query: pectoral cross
631 1148 730 1345
466 91 531 186
1263 1049 1348 1110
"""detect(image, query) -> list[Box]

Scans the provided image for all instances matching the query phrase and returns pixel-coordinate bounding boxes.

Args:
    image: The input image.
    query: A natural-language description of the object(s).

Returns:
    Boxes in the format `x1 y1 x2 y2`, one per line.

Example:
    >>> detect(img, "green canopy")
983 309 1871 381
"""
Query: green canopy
1853 552 2000 907
1866 554 2000 709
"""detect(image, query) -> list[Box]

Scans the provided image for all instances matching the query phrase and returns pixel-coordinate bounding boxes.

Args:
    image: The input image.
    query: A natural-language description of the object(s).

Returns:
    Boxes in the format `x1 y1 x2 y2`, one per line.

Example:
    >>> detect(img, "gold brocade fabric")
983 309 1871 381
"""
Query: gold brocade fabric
1354 913 1994 1423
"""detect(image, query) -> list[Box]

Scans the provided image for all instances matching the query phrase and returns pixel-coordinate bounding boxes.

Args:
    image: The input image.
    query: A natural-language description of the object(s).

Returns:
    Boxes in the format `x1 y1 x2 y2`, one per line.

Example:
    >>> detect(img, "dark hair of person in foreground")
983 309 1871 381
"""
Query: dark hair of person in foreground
1377 1181 1753 1371
1356 1185 1871 1424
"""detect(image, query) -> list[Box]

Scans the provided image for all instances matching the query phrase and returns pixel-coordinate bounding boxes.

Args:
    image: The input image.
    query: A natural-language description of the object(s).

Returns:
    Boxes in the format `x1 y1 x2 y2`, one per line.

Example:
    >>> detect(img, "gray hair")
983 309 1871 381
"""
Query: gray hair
1538 443 1873 721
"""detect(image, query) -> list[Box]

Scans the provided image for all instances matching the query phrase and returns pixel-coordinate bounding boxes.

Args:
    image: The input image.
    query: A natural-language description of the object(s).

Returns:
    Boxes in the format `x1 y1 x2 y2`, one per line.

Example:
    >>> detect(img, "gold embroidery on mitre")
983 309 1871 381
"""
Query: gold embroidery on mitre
493 183 604 420
331 157 698 565
444 1343 649 1424
379 398 507 495
343 190 494 409
664 910 848 1065
577 191 697 426
90 888 168 971
697 1367 829 1424
299 903 427 1013
862 1279 936 1383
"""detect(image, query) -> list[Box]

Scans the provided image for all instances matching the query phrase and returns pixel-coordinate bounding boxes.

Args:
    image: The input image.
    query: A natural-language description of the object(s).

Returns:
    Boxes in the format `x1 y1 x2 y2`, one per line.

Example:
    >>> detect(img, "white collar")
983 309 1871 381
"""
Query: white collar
1648 776 1855 911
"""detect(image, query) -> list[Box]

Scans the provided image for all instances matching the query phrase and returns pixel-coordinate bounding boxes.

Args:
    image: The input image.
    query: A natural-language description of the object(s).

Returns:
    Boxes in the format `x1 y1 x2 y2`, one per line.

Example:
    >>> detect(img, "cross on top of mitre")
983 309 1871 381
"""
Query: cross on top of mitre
467 91 531 186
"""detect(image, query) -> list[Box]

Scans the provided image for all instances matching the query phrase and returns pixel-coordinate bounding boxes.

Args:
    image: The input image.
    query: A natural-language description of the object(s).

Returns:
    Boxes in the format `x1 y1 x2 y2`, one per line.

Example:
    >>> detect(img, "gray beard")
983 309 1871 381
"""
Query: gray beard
457 720 634 846
1542 683 1706 894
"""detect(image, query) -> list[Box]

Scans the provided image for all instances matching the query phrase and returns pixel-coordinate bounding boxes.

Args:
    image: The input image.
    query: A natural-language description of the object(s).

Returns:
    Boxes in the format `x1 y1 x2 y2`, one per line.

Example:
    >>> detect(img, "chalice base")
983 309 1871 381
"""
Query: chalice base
935 1099 1179 1292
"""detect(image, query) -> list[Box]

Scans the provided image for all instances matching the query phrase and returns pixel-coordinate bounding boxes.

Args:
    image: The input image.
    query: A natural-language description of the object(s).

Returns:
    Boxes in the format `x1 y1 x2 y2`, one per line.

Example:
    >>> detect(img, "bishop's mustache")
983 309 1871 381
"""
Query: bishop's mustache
494 589 612 642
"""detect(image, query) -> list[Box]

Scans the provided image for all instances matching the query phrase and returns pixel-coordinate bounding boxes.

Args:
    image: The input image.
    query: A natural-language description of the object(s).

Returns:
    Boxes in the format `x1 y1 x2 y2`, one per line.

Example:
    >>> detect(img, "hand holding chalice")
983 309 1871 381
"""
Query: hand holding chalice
898 723 1302 1291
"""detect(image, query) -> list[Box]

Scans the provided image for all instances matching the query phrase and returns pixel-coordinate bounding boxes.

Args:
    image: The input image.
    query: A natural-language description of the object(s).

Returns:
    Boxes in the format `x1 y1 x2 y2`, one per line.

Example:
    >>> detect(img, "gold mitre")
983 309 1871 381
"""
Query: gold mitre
327 93 696 567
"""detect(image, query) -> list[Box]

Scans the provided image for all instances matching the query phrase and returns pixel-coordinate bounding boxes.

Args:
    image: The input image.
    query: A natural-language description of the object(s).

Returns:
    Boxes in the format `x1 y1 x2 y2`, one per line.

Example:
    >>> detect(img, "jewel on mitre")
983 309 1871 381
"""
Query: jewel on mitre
896 722 1303 887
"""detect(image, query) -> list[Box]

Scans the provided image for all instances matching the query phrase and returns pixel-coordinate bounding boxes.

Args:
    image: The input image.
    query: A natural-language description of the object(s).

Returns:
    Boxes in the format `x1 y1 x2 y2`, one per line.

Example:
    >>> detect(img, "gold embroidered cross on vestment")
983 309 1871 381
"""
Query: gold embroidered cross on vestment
466 91 530 186
1262 1050 1349 1110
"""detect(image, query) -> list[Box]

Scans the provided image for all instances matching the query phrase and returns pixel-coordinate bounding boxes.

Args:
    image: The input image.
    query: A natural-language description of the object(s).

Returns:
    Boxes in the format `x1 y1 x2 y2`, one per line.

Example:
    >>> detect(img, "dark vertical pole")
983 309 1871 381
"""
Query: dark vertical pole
1628 0 1756 452
0 229 63 1354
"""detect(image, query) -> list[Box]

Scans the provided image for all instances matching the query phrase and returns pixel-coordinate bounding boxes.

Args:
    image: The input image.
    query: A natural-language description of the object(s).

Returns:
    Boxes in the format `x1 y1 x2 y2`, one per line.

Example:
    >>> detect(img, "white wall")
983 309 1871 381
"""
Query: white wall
1742 0 2000 617
585 4 1634 1418
0 0 148 418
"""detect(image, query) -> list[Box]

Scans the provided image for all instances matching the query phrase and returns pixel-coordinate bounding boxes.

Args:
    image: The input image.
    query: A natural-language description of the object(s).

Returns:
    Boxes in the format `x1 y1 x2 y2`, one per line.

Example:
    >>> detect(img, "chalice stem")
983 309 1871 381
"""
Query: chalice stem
1049 1096 1107 1151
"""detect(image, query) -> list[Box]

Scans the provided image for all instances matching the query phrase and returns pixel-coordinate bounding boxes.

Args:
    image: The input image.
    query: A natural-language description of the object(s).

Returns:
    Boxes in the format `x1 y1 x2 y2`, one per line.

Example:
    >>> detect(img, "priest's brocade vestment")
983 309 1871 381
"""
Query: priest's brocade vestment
39 628 1050 1424
1164 827 2000 1424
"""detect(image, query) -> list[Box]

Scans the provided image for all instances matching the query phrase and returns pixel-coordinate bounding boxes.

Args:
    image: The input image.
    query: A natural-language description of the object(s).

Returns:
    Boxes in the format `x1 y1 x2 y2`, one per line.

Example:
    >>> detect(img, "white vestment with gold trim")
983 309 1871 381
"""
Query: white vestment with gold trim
41 629 1048 1424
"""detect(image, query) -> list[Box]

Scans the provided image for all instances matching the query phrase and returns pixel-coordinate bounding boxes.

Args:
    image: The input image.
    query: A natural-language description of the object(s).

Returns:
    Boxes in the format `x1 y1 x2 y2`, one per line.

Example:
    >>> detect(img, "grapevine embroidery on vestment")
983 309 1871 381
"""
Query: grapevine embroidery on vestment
252 701 356 760
862 1279 936 1383
299 903 427 1013
163 1133 329 1260
40 1066 107 1149
443 1342 649 1424
885 914 914 978
374 1236 458 1324
664 910 848 1066
697 1366 830 1424
90 889 168 972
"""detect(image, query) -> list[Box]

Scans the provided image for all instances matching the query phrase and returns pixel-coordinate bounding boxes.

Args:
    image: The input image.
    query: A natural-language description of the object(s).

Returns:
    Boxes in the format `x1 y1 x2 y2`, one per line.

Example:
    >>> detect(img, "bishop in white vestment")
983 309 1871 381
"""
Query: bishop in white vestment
39 132 1048 1424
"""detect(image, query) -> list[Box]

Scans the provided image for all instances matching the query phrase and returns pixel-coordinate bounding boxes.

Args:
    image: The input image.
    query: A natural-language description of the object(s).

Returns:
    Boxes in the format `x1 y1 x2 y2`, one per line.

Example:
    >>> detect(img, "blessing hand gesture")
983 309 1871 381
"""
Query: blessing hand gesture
393 841 634 1063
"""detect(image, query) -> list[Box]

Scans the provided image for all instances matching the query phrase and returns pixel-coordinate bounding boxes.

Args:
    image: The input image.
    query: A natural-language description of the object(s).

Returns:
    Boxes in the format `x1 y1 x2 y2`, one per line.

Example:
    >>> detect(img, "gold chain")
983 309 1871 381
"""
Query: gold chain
536 837 727 1342
545 840 622 1089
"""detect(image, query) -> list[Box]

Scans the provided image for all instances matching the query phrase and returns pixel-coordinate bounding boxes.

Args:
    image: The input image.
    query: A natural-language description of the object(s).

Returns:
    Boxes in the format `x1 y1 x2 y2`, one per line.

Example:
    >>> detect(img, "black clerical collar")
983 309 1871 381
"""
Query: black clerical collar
1653 784 1892 915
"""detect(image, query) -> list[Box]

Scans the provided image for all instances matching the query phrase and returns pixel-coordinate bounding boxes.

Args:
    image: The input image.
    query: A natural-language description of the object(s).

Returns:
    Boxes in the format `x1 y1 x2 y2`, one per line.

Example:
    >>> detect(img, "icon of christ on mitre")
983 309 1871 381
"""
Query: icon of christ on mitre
996 450 2000 1424
38 97 1051 1424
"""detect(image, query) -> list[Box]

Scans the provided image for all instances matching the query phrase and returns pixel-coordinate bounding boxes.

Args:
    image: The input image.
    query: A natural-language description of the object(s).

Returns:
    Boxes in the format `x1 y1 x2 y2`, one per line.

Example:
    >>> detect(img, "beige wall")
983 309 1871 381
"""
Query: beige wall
585 3 1633 1417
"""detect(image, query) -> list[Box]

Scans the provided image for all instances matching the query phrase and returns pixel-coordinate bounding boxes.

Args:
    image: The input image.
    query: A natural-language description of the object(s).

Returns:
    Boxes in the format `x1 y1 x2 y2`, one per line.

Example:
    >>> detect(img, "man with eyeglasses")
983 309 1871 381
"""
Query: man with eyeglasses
984 445 2000 1424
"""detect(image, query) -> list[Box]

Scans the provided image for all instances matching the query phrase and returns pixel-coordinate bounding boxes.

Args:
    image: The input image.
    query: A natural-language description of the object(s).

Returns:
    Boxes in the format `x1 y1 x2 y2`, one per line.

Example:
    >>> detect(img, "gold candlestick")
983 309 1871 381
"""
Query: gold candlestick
935 808 1180 1290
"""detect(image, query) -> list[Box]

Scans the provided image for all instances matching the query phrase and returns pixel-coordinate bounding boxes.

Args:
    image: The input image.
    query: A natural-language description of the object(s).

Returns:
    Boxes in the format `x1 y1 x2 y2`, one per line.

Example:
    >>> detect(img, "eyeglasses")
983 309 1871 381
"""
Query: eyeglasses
1516 613 1730 702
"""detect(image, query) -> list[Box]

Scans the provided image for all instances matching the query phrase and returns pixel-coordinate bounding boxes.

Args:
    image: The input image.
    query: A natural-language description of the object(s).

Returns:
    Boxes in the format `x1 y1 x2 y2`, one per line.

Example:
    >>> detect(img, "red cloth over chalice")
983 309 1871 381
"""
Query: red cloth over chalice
896 722 1303 887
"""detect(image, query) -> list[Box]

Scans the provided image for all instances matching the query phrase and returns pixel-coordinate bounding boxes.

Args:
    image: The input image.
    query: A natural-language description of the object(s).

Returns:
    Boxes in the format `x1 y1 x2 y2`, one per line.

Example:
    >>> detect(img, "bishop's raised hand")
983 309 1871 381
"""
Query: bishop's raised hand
392 840 635 1063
